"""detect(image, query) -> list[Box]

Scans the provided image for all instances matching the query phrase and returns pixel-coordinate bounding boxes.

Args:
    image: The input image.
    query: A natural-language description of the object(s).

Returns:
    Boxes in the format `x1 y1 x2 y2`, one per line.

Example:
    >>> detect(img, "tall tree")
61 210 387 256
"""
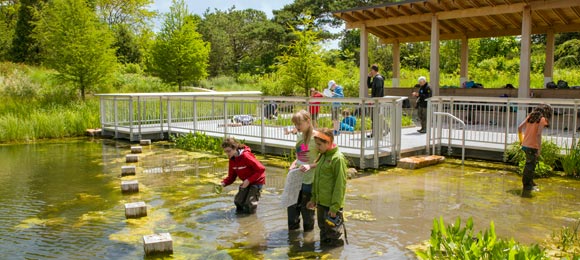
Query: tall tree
276 15 325 96
10 0 43 64
34 0 117 100
199 7 284 76
150 0 209 90
0 0 19 61
112 24 141 64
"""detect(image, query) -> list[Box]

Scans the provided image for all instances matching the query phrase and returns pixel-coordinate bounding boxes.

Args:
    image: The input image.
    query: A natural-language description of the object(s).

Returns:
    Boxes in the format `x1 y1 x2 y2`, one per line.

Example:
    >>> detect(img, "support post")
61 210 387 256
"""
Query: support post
544 30 555 87
430 15 440 96
518 6 532 122
360 25 369 98
392 40 400 88
460 36 469 87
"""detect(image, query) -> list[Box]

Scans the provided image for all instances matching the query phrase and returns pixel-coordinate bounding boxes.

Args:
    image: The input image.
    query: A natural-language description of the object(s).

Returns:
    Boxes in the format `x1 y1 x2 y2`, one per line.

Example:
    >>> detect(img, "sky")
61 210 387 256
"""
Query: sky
148 0 340 49
149 0 294 18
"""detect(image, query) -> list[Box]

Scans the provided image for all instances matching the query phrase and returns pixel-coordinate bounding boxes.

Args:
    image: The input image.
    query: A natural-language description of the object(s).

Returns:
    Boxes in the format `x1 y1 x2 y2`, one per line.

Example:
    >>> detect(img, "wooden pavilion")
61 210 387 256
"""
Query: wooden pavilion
333 0 580 98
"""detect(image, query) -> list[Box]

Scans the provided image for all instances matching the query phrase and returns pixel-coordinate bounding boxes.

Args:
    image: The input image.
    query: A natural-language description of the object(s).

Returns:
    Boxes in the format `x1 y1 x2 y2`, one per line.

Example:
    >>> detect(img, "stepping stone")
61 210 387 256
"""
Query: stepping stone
126 154 139 163
140 139 151 146
398 155 445 169
125 201 147 218
143 233 173 256
131 146 142 154
121 166 136 176
121 180 139 194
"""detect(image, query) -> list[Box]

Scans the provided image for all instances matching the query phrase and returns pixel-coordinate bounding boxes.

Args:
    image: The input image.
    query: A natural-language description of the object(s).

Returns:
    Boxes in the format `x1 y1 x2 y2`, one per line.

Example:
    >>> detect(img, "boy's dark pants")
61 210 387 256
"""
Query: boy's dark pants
287 184 315 231
522 148 538 190
234 185 261 214
316 205 343 243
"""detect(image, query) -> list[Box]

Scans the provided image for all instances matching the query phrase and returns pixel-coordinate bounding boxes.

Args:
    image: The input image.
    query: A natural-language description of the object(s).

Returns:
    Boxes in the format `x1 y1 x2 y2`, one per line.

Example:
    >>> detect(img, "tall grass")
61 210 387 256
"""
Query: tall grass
0 101 100 142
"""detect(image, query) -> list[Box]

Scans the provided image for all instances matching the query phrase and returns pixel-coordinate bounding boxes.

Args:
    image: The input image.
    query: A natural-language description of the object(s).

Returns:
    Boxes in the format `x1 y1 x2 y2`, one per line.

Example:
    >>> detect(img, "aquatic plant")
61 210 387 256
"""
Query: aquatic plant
561 141 580 178
415 216 547 259
171 132 223 154
545 219 580 259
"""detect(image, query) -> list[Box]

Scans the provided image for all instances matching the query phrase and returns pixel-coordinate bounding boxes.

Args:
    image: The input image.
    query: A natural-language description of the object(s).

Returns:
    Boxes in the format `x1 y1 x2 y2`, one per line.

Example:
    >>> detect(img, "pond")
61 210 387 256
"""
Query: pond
0 139 579 259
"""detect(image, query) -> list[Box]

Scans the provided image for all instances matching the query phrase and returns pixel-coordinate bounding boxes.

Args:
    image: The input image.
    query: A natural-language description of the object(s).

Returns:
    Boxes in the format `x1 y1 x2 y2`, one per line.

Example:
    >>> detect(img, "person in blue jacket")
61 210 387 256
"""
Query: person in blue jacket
328 80 344 136
339 109 356 132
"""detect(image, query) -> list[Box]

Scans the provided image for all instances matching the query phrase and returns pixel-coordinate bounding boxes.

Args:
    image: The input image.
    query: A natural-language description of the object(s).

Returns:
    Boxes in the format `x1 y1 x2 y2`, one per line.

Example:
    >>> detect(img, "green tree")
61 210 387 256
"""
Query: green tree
199 7 284 76
34 0 117 100
150 0 209 90
276 15 325 96
112 24 141 64
10 0 44 64
555 39 580 69
0 0 19 61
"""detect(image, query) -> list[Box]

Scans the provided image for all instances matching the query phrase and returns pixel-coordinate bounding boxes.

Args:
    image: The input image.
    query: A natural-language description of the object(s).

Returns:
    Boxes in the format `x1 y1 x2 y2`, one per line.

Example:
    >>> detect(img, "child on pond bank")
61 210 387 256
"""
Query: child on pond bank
307 128 348 247
517 104 552 195
220 137 266 214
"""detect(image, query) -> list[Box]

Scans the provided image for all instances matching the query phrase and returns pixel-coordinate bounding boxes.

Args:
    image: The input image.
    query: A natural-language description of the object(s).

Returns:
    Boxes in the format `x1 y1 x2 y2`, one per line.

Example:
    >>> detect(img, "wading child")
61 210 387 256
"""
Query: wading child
281 110 318 231
306 128 348 246
517 104 552 194
220 137 266 214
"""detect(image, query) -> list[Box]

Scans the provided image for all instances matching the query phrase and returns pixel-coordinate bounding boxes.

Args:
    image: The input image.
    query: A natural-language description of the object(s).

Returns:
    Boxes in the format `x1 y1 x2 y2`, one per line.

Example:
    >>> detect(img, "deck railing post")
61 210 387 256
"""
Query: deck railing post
573 100 578 147
223 97 228 139
193 97 198 132
359 100 367 169
373 99 380 168
165 96 169 139
129 96 134 141
137 96 142 141
260 98 265 152
114 97 118 138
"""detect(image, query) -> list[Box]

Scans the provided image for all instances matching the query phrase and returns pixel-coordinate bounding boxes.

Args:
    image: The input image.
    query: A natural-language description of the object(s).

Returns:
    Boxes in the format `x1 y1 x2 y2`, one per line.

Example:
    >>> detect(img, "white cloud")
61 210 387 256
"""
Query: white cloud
149 0 293 17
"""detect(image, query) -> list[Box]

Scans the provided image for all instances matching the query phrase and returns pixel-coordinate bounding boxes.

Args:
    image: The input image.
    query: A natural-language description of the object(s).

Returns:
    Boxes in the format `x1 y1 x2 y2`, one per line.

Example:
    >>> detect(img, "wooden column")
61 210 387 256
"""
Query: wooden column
518 6 532 123
392 39 400 88
460 36 469 87
360 25 369 98
430 15 440 96
544 30 555 87
518 6 532 98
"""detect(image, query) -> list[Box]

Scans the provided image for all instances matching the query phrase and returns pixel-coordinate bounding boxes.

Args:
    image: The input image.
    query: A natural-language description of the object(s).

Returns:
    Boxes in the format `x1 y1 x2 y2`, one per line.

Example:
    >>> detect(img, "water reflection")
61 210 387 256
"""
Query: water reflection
0 139 578 259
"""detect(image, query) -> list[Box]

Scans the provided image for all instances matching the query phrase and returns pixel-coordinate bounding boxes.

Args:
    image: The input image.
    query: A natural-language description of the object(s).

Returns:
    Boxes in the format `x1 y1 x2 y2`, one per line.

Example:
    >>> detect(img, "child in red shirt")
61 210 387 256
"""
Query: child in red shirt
220 137 266 213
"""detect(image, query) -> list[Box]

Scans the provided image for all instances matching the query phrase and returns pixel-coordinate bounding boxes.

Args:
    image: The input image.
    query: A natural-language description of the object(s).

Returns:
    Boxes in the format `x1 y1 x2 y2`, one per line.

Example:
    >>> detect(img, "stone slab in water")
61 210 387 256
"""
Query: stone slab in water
140 139 151 146
126 154 139 163
143 233 173 256
121 166 136 176
131 146 143 154
398 155 445 169
125 201 147 218
121 180 139 193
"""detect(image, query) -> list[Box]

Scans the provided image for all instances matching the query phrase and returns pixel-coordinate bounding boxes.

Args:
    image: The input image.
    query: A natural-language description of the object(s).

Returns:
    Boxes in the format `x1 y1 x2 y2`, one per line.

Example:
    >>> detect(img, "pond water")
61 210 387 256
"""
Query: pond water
0 139 579 259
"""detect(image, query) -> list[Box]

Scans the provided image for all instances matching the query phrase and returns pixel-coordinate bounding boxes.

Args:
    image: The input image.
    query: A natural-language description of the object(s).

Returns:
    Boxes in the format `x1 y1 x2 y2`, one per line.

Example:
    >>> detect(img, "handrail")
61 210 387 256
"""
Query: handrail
433 112 465 165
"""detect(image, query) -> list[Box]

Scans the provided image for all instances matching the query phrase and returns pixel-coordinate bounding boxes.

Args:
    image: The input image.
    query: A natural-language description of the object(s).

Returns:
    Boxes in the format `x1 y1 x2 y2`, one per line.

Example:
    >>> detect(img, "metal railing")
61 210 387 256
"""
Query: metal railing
97 92 406 169
432 112 465 165
427 96 580 156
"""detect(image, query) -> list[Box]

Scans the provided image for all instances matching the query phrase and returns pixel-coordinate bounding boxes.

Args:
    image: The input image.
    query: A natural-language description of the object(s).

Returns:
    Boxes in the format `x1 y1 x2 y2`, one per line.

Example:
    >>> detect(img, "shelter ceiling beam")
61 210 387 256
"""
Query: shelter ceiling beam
551 9 568 24
345 3 528 29
534 10 553 26
572 7 580 18
379 23 580 43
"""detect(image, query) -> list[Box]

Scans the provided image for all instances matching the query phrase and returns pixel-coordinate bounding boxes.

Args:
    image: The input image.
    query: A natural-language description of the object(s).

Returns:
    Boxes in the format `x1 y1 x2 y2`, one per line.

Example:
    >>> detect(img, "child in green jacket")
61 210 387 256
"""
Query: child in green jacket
306 128 348 247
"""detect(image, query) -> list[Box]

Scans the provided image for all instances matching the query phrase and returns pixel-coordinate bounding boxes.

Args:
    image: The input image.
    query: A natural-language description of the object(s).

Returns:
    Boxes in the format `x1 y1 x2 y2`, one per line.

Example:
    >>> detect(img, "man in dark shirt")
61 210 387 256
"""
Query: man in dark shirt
412 76 432 133
366 64 384 138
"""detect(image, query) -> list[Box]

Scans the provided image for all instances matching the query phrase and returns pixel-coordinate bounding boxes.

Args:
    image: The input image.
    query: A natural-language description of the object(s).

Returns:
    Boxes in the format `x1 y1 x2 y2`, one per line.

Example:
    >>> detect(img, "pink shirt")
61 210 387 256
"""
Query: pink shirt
521 117 548 150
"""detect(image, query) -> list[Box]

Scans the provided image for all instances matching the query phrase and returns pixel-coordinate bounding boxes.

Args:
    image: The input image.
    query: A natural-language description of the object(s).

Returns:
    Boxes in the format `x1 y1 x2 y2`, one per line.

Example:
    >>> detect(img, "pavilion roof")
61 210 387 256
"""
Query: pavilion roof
333 0 580 43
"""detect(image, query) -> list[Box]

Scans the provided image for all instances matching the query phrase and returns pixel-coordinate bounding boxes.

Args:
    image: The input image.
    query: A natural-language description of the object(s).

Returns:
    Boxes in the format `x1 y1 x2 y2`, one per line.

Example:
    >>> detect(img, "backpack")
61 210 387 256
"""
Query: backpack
546 81 557 89
557 80 569 89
